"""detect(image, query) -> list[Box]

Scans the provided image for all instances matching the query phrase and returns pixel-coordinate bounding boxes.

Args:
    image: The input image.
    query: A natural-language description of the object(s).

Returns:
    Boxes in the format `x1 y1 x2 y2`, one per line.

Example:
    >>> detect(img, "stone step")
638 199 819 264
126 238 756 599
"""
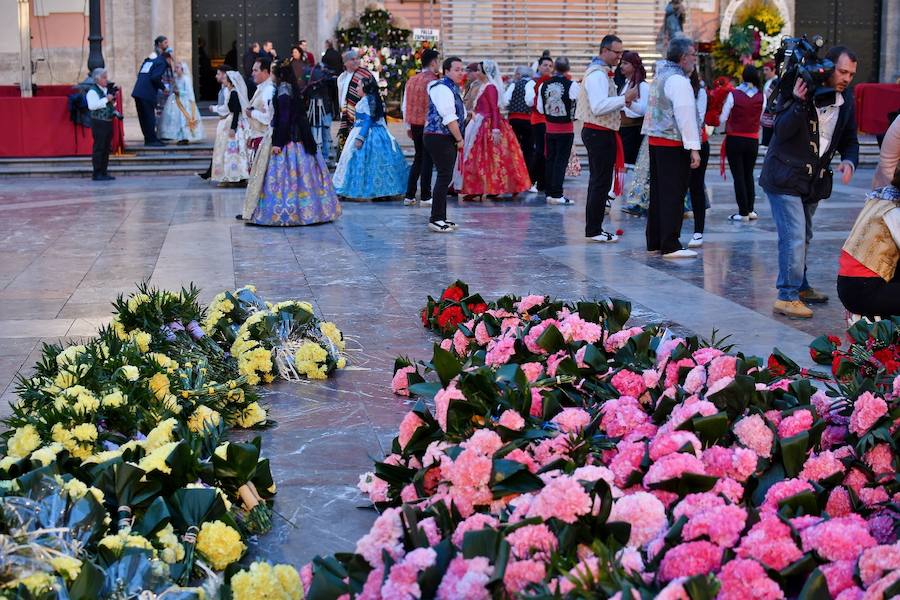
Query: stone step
0 136 881 177
0 162 210 178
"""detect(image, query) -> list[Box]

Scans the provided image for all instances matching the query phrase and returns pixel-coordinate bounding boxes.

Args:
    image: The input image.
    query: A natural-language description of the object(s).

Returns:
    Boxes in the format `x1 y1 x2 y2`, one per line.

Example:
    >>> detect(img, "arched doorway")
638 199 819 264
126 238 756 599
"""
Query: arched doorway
192 0 299 101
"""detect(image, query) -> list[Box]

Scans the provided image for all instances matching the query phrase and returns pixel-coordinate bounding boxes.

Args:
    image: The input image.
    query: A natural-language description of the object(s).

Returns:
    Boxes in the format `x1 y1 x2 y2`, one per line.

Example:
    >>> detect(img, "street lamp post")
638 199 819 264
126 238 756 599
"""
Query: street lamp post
87 0 104 71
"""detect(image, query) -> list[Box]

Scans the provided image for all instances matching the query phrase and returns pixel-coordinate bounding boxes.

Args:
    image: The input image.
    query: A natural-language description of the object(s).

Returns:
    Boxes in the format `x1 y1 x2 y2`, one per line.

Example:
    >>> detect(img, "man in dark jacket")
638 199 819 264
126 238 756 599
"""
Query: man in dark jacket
321 39 343 118
130 35 169 146
759 46 860 319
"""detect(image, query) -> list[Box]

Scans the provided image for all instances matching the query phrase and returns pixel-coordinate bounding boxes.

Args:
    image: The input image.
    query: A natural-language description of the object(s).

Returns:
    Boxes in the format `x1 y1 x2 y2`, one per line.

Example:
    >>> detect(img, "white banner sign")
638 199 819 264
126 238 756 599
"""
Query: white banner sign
413 28 440 42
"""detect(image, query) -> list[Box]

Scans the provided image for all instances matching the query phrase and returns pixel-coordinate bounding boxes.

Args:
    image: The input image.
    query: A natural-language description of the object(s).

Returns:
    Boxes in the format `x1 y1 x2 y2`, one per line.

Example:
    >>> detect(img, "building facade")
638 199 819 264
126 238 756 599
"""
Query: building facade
0 0 896 111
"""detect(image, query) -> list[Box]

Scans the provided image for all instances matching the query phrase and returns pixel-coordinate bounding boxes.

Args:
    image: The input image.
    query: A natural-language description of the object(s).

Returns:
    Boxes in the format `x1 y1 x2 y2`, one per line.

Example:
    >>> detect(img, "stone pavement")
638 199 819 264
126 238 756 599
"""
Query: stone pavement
0 167 877 566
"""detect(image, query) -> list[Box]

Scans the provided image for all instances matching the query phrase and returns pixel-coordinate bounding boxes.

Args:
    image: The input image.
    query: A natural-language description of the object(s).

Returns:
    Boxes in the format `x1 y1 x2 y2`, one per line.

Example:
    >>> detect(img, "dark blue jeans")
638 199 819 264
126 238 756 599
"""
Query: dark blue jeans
766 191 817 300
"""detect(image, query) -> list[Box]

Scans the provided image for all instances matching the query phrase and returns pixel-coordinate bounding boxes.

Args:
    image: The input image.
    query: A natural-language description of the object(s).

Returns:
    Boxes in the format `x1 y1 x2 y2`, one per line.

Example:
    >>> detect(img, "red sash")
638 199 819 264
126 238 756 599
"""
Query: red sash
584 124 625 194
719 132 760 178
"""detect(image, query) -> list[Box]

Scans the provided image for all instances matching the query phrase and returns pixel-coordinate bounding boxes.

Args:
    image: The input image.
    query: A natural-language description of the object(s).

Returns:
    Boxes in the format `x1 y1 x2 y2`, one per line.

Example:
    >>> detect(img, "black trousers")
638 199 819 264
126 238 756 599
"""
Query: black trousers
725 135 759 216
405 124 433 201
687 141 710 234
134 98 160 144
582 127 616 237
528 123 547 190
620 123 644 165
544 132 573 199
510 118 533 170
91 118 113 176
424 134 456 223
837 275 900 318
647 144 691 253
761 125 773 146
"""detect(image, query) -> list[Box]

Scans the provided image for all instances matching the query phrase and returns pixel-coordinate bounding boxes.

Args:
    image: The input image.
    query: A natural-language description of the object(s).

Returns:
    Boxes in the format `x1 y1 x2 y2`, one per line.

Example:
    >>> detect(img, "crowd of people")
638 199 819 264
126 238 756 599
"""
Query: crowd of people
96 32 900 321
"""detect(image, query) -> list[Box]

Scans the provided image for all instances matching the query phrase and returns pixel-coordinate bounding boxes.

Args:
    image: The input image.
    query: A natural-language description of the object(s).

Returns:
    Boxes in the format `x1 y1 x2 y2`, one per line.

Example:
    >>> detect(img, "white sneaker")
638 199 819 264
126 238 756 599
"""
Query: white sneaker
688 233 703 248
444 220 459 230
528 184 538 193
588 231 619 243
547 196 574 205
428 220 454 233
403 198 416 206
419 199 432 206
728 214 744 221
662 248 698 259
748 211 759 220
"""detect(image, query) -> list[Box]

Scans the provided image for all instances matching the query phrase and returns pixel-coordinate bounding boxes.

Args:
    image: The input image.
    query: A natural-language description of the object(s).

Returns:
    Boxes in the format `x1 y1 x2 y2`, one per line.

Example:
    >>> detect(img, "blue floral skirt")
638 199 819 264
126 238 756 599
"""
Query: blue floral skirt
333 124 409 199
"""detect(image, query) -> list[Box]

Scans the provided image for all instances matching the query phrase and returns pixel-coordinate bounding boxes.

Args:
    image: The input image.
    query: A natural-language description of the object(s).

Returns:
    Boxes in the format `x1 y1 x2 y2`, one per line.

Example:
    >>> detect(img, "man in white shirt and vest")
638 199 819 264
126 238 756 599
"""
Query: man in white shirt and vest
86 67 117 181
642 37 702 259
578 35 639 242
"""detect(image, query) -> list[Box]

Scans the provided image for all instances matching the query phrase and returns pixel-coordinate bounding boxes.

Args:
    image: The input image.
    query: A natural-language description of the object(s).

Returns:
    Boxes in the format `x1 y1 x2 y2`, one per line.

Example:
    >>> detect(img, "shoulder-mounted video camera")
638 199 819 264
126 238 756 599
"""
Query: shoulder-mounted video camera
772 35 836 108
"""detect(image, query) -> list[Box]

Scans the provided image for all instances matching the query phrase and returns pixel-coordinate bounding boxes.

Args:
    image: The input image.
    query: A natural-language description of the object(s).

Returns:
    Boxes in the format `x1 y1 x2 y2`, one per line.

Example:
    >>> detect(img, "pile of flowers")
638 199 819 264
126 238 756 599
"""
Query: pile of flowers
334 3 431 105
204 285 347 384
712 0 786 77
0 283 343 598
304 282 900 599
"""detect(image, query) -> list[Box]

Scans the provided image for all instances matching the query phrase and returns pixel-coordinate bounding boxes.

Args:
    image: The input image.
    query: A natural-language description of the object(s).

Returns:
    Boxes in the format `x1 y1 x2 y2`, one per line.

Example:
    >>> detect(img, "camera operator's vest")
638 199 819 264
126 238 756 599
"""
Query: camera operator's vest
643 60 686 143
841 198 900 281
540 76 575 124
575 62 621 131
90 84 115 121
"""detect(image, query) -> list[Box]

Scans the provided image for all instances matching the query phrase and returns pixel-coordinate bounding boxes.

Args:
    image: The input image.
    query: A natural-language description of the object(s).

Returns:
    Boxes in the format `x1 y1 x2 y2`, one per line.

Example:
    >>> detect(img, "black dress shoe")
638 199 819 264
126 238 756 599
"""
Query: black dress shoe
197 171 211 180
102 174 116 180
235 214 243 220
92 174 114 181
145 141 165 147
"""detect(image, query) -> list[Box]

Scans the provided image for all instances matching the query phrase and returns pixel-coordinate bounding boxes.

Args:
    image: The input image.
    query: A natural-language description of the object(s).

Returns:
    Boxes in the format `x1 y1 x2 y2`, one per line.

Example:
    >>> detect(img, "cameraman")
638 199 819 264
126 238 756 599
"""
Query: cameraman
759 46 860 319
86 67 117 182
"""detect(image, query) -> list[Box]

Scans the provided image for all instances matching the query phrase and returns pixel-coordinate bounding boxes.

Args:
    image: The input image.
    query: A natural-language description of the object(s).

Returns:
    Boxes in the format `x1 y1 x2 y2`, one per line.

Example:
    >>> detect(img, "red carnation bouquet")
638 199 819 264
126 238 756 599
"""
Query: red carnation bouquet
420 280 488 335
809 318 900 391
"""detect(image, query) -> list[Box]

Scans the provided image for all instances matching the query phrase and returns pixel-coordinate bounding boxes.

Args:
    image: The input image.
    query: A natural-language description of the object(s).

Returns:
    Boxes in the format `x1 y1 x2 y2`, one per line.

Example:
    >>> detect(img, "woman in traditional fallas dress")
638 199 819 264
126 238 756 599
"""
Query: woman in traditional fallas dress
453 60 531 200
210 71 250 185
246 63 341 226
333 77 409 200
158 61 204 144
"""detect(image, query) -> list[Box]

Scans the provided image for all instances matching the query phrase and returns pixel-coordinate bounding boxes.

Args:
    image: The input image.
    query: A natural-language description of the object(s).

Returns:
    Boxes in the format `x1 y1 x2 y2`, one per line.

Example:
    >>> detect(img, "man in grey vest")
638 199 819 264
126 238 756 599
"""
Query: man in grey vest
86 67 117 181
642 37 701 258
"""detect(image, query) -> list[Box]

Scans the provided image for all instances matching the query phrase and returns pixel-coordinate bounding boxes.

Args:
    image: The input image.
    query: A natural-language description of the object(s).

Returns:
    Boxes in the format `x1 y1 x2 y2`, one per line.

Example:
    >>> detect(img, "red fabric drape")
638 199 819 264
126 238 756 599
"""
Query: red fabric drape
0 86 124 157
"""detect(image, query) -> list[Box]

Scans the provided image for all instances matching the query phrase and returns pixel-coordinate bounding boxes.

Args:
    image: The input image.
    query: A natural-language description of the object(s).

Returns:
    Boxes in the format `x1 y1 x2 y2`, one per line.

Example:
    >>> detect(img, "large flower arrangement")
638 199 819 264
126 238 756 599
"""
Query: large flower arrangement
0 283 344 598
713 0 786 78
303 282 900 599
335 3 429 105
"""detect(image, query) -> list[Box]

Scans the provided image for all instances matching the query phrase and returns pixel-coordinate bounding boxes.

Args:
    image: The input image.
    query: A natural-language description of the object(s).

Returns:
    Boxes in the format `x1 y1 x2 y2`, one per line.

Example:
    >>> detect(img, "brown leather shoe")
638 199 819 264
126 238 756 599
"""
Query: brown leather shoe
799 288 829 304
774 300 813 319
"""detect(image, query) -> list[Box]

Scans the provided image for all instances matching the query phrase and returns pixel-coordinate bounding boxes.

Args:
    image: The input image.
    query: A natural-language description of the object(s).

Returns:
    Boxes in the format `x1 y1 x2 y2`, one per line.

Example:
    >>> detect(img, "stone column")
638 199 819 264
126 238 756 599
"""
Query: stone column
881 0 899 81
297 0 342 59
151 0 175 45
17 0 31 97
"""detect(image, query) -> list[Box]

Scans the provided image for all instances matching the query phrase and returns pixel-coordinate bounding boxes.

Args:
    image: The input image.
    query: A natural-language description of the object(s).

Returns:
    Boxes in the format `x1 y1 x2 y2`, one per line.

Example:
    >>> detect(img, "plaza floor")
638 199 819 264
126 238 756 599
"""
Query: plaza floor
0 167 876 565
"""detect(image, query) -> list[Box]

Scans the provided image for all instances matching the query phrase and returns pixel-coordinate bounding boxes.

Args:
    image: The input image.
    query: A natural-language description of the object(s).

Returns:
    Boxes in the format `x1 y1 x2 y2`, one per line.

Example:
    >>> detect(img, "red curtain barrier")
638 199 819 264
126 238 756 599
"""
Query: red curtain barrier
854 83 900 136
0 85 125 157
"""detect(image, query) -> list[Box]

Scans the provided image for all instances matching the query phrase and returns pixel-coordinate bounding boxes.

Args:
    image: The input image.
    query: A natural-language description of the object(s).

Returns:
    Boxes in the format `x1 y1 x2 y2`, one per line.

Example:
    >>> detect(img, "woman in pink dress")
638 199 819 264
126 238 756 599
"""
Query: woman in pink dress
453 60 531 200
